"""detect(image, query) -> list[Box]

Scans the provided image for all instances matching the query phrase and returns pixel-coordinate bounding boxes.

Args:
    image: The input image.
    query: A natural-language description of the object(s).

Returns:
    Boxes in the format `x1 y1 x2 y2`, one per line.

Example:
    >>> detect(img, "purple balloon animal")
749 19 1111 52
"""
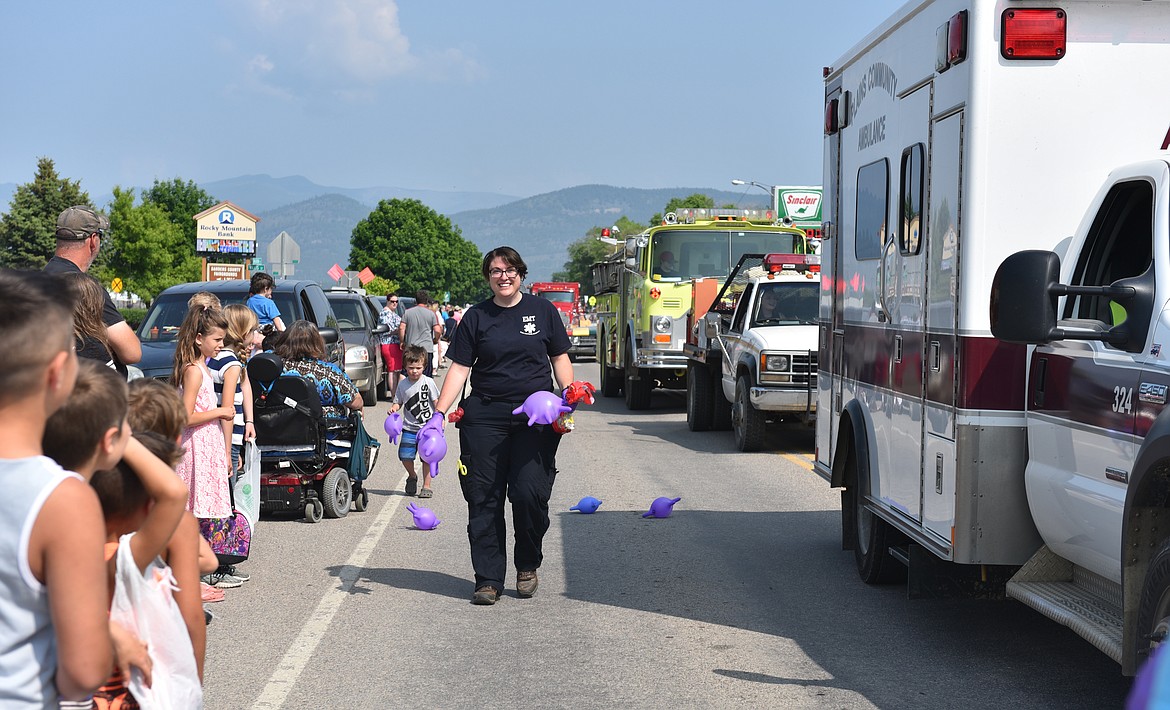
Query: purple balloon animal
512 391 572 426
642 496 681 519
414 412 447 477
406 502 441 530
383 412 404 444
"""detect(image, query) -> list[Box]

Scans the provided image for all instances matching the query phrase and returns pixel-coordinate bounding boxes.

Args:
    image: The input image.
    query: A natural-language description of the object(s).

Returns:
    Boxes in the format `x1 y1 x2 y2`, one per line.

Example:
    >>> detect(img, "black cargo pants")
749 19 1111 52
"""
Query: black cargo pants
456 394 560 592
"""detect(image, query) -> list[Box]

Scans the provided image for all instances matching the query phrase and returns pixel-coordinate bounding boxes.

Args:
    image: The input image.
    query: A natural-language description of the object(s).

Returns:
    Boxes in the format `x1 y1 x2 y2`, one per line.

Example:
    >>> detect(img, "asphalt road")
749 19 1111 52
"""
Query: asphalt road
203 360 1133 709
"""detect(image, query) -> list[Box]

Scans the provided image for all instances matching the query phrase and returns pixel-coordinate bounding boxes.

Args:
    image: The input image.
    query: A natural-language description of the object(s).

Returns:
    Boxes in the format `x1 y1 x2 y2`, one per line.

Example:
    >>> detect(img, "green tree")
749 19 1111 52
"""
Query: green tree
143 178 218 246
94 187 201 303
349 199 486 304
649 193 716 227
363 275 400 297
552 216 646 295
0 158 90 269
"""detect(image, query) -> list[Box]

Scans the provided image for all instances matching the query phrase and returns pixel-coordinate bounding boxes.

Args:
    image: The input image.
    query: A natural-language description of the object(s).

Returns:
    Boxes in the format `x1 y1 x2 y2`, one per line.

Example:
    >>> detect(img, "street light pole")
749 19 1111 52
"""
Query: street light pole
731 178 778 214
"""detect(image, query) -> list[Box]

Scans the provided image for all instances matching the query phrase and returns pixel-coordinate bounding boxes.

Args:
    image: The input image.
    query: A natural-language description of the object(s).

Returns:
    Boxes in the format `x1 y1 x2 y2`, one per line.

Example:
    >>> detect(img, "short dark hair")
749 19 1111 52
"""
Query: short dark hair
402 345 428 367
91 431 181 521
43 359 128 472
0 270 75 405
250 272 275 295
481 246 527 280
274 320 326 361
415 289 430 305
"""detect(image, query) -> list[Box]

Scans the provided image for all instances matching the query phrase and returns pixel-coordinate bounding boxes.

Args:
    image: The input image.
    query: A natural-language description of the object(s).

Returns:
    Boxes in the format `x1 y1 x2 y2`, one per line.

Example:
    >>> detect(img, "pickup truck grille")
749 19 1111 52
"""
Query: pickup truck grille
790 352 817 387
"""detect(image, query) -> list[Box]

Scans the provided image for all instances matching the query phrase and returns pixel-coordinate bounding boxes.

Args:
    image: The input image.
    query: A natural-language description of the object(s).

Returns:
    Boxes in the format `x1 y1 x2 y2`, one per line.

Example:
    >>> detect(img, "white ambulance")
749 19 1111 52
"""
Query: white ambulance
815 0 1170 672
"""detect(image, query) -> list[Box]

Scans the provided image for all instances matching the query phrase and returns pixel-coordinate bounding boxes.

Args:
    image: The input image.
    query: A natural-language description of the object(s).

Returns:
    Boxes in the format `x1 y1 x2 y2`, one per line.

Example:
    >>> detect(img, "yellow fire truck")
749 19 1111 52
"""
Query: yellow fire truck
591 207 809 409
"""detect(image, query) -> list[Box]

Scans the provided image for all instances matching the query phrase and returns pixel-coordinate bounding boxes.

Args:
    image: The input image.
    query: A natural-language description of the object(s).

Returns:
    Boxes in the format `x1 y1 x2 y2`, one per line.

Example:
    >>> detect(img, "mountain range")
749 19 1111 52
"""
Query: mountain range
0 175 769 283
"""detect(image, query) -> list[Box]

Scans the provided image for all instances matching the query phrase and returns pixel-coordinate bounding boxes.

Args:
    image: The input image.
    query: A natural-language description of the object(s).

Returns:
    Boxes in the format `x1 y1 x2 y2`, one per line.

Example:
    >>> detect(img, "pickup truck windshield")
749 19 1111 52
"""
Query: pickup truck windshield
752 282 818 326
139 291 296 342
650 229 805 281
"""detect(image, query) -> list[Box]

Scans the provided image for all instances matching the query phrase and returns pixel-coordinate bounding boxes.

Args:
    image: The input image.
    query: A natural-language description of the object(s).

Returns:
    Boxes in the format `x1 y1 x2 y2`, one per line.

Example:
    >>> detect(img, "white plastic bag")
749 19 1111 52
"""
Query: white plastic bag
235 439 260 529
108 532 203 709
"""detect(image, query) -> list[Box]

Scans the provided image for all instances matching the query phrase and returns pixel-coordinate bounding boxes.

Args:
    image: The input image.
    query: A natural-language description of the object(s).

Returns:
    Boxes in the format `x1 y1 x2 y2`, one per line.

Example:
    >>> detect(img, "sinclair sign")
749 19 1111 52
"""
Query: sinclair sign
194 201 260 256
773 186 823 228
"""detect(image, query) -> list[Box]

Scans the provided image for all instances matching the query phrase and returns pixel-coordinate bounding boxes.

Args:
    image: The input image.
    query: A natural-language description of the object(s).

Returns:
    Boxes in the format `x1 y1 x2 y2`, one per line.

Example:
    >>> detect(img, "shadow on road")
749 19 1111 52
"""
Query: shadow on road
324 565 469 600
557 508 1131 708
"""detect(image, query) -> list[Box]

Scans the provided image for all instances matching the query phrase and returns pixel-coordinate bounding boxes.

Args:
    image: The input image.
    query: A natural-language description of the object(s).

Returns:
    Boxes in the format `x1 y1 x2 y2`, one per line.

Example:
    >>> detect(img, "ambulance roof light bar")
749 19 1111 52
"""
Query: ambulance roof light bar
764 253 821 274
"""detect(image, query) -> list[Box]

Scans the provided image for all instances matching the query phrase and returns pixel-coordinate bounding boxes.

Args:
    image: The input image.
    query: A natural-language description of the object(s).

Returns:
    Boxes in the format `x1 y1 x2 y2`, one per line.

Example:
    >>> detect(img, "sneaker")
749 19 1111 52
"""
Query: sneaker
405 477 418 496
517 570 539 598
472 586 500 605
202 572 243 589
218 565 250 582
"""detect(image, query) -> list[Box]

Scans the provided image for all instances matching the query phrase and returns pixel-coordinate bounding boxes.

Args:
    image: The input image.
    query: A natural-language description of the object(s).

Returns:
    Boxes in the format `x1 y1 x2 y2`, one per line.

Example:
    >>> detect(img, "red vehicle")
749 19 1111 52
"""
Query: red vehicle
529 281 594 360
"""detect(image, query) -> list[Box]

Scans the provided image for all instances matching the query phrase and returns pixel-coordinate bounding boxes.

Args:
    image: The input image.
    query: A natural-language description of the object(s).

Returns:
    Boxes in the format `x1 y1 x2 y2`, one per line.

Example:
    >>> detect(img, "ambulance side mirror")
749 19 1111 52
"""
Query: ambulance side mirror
990 250 1062 343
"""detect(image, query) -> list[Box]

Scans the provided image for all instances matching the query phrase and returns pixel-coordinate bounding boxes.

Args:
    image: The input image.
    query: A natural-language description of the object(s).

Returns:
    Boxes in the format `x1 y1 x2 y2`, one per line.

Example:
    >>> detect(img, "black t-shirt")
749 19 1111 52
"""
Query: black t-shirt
448 293 571 400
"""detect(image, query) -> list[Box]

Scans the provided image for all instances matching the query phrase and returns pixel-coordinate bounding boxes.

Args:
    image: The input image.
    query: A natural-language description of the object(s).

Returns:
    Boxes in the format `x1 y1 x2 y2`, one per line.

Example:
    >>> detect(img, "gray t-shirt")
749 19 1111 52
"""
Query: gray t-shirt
402 306 439 353
393 375 439 431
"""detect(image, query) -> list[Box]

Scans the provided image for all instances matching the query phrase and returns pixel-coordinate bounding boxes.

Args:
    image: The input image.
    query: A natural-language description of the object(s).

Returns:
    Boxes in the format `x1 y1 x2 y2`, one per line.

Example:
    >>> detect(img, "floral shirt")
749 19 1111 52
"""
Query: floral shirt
378 308 402 346
281 358 358 420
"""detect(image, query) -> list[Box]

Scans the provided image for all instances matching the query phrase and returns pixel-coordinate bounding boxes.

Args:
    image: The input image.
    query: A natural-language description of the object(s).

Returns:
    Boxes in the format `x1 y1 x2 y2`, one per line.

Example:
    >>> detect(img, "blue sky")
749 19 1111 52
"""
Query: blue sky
1 1 904 200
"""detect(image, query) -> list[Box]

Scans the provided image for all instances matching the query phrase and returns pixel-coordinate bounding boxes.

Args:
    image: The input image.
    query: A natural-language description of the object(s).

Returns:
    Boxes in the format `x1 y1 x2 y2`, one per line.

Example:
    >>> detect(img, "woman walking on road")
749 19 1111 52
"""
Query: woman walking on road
434 246 573 605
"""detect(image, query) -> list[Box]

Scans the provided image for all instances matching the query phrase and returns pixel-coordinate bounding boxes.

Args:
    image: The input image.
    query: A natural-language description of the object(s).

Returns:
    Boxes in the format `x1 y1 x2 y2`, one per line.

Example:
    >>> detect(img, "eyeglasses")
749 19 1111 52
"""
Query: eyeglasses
488 267 519 278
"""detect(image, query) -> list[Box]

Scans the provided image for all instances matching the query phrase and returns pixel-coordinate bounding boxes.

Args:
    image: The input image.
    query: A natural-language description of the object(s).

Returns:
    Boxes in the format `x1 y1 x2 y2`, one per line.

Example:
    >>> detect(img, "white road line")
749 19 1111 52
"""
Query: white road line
252 480 406 709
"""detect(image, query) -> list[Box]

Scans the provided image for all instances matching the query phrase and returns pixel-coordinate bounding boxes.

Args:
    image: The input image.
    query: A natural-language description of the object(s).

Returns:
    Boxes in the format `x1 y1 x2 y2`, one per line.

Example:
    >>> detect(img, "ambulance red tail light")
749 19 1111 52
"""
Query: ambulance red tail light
825 98 839 135
1001 9 1066 60
936 11 968 73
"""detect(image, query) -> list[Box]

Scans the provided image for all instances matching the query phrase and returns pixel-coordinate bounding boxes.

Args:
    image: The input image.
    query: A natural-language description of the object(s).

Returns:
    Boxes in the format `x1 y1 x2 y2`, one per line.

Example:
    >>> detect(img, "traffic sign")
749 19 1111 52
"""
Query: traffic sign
111 277 123 293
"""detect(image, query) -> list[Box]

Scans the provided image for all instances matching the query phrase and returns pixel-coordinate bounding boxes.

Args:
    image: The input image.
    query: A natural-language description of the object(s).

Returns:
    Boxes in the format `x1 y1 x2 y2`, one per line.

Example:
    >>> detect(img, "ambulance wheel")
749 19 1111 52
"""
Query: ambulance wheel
353 488 369 512
846 445 905 584
732 376 766 452
686 362 714 431
1137 538 1170 667
624 344 652 410
322 468 352 519
305 499 324 524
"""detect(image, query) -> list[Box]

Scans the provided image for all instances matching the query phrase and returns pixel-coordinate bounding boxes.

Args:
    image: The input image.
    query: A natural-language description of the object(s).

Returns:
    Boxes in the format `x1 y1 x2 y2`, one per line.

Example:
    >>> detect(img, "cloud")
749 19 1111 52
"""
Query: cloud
232 0 479 98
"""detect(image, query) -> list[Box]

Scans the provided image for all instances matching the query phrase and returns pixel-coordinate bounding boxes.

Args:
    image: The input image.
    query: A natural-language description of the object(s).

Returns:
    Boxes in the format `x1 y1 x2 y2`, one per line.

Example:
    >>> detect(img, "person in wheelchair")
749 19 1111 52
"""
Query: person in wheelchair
273 320 363 417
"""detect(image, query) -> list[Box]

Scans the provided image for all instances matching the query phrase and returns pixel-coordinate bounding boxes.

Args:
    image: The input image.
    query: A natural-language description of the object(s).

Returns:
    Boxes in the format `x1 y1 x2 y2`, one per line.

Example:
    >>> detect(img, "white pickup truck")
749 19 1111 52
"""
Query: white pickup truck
684 253 819 451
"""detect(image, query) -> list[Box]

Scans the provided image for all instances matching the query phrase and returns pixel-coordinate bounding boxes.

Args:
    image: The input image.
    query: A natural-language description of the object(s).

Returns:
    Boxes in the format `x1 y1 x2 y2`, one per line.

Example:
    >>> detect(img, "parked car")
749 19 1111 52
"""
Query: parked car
325 288 388 403
136 279 343 382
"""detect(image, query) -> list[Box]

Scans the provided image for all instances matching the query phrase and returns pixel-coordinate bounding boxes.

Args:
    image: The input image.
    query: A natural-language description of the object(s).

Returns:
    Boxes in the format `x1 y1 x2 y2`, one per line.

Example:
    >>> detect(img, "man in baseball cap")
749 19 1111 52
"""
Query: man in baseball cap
43 205 140 375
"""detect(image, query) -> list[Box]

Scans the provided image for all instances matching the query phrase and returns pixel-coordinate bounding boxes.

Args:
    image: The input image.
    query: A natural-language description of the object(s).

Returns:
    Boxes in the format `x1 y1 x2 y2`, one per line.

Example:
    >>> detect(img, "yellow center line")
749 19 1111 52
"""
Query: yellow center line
778 452 814 471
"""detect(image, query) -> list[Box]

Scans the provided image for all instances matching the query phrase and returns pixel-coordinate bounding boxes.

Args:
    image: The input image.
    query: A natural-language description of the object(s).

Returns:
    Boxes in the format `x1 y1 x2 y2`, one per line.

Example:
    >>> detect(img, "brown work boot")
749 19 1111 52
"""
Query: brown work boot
472 585 500 605
517 570 538 598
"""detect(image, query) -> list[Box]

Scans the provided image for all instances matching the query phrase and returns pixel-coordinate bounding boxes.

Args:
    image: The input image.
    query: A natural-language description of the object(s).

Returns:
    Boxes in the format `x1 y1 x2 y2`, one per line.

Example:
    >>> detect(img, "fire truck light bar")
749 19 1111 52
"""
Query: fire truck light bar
672 207 776 224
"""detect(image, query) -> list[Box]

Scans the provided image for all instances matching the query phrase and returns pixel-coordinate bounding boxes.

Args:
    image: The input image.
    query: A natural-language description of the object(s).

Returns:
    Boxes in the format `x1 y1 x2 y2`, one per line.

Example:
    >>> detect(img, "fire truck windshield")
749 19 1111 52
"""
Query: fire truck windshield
651 229 806 281
537 291 574 303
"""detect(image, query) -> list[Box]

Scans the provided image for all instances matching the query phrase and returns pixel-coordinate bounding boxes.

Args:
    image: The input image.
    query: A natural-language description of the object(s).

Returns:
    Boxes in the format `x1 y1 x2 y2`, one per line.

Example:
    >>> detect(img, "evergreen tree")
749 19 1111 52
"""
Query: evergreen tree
0 158 90 269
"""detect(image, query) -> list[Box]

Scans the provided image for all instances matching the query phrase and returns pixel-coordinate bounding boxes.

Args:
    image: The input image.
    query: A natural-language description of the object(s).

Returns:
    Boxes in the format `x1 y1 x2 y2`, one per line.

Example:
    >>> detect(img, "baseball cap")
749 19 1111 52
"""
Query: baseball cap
56 206 109 240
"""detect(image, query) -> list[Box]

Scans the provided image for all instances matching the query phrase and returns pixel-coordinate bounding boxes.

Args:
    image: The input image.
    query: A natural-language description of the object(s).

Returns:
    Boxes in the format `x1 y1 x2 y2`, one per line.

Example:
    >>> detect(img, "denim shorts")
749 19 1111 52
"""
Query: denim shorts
398 429 418 461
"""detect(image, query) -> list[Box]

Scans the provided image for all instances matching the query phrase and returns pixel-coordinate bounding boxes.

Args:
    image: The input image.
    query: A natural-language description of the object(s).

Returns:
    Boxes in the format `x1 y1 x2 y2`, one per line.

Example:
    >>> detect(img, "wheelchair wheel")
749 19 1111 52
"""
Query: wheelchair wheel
304 498 324 523
354 487 369 512
322 468 352 519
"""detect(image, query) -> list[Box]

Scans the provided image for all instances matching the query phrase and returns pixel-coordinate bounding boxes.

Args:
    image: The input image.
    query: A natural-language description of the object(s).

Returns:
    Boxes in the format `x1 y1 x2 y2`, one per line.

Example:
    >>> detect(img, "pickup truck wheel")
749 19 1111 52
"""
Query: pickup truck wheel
686 362 714 431
732 376 767 451
1137 537 1170 667
376 366 388 400
847 445 906 584
624 344 652 410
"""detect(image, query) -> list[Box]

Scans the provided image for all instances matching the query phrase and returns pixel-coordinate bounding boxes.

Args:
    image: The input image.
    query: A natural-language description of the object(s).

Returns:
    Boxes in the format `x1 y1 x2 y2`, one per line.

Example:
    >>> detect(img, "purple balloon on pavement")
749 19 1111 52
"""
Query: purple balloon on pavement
512 391 573 426
383 412 404 444
406 502 441 530
570 496 603 514
642 496 681 519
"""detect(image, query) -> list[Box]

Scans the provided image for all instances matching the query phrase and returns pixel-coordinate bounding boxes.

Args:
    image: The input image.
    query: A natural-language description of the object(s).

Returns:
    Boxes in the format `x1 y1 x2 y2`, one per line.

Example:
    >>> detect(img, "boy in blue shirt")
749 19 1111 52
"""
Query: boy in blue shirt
245 273 285 333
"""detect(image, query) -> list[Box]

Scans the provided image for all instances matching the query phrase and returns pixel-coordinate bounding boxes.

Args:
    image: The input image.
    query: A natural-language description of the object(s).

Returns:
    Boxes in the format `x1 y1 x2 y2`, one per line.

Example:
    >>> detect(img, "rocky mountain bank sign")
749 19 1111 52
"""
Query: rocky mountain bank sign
194 201 260 256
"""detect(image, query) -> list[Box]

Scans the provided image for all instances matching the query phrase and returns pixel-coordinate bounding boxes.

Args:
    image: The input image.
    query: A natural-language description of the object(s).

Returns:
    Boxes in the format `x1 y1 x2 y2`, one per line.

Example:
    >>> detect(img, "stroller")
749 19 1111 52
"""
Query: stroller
246 353 379 522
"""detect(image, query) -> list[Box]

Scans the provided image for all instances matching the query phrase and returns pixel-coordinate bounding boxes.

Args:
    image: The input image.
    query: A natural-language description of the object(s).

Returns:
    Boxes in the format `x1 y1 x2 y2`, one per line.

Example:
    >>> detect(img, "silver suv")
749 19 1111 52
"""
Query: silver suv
325 289 388 403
